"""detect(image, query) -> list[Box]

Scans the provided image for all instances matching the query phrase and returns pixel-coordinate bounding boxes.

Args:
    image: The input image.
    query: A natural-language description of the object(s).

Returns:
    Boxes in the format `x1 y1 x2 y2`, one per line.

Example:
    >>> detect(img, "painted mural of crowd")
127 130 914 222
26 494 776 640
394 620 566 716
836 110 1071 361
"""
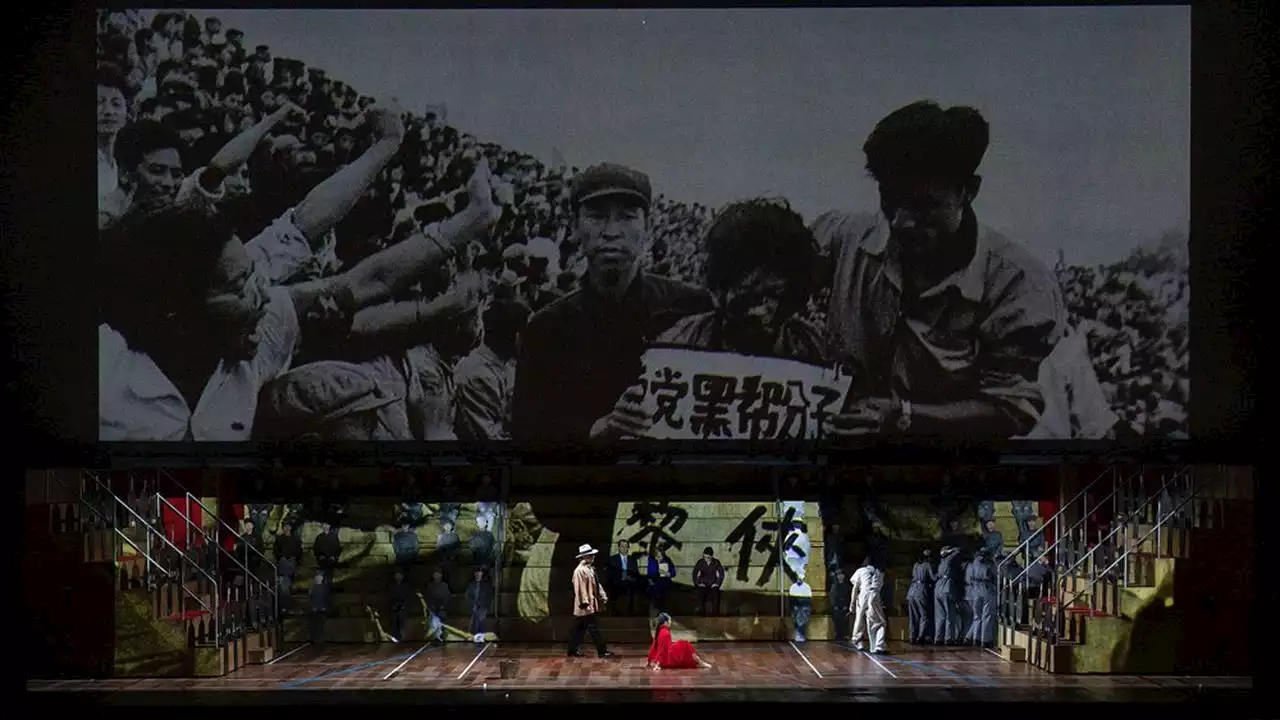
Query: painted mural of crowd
222 470 502 644
97 9 1188 445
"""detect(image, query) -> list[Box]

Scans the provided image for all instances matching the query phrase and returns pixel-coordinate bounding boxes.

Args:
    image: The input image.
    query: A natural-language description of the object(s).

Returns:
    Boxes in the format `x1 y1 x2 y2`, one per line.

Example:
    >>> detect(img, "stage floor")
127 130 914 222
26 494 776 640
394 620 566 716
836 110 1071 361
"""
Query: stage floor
27 641 1252 704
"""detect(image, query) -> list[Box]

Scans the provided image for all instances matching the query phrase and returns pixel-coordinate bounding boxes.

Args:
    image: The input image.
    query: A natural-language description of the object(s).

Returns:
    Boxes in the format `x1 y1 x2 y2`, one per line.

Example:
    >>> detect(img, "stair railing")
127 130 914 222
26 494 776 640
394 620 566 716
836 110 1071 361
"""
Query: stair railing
996 464 1135 629
77 471 220 641
1049 468 1199 644
996 463 1116 579
45 470 172 583
152 468 281 628
1005 465 1146 595
152 494 274 638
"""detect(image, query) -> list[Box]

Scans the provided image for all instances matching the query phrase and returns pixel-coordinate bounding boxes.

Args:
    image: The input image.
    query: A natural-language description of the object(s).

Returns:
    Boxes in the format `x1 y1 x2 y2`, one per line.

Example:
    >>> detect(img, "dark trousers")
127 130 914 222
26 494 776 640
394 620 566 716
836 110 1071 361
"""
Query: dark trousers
697 586 721 616
568 613 607 655
308 611 327 644
610 580 638 615
832 609 851 641
390 604 408 640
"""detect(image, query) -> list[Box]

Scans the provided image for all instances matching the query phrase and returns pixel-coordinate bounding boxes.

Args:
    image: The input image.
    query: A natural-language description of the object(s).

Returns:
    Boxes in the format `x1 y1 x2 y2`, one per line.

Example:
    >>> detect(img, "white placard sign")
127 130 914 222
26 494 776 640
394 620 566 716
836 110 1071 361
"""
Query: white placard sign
637 347 853 440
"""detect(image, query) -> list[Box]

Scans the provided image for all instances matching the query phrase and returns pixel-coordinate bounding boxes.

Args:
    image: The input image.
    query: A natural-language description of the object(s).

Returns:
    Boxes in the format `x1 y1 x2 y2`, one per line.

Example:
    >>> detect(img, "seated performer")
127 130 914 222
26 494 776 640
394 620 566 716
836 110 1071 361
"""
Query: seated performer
645 613 712 670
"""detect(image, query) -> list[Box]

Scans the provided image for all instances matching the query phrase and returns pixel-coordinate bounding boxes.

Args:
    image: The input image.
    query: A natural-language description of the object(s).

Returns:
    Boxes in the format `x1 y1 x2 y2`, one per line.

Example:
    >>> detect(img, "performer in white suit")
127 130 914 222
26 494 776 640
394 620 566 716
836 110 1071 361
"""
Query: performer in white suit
849 557 888 654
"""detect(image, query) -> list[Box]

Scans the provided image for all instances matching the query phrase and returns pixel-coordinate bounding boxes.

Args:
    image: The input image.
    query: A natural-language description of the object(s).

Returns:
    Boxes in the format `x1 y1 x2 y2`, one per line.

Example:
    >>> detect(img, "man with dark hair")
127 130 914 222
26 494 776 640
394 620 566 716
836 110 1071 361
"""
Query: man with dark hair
97 63 131 210
659 197 824 364
512 163 711 443
821 100 1064 439
453 298 531 441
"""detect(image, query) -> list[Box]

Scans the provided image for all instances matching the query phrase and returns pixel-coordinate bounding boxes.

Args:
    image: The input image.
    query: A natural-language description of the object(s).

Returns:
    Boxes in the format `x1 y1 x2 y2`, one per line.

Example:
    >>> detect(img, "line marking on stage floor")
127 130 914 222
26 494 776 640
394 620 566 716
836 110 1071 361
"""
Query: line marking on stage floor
267 643 312 665
383 643 433 680
862 651 899 679
457 643 493 680
789 641 824 679
985 647 1007 661
281 652 412 689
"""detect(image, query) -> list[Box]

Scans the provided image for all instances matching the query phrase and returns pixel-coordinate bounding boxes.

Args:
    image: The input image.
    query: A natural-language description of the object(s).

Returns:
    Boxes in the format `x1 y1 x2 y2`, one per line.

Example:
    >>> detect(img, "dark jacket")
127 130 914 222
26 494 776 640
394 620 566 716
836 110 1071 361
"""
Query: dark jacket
466 580 494 611
692 557 726 587
425 580 451 614
390 580 414 608
274 533 303 562
608 552 642 585
511 272 711 442
314 531 342 565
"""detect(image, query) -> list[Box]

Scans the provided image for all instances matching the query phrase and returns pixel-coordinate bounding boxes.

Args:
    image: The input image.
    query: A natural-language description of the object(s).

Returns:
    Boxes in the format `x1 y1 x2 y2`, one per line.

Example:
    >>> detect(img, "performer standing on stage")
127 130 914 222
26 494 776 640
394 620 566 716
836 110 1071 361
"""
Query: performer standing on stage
645 613 712 670
569 544 614 658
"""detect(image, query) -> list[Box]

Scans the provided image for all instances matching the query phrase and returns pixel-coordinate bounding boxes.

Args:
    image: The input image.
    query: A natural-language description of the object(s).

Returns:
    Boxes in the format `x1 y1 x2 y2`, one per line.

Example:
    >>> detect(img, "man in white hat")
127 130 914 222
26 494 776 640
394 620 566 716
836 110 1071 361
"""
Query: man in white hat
569 543 613 658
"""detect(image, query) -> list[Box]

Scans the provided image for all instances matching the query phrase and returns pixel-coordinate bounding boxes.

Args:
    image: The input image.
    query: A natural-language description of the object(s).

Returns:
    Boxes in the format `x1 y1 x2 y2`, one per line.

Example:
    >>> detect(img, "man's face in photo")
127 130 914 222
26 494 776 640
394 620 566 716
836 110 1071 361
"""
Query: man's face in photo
131 148 183 210
576 197 648 293
877 176 976 261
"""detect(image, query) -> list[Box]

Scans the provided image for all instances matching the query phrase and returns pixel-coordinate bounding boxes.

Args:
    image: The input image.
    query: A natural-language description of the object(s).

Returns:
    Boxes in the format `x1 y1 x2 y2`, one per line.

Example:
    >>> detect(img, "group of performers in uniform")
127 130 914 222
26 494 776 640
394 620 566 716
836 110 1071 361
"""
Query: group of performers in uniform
568 541 1000 670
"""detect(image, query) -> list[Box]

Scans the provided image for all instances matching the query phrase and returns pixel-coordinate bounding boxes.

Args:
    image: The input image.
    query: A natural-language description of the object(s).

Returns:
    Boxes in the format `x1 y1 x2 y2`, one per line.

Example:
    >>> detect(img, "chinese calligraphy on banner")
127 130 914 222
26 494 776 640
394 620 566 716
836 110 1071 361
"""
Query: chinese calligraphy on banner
609 500 826 594
637 348 853 440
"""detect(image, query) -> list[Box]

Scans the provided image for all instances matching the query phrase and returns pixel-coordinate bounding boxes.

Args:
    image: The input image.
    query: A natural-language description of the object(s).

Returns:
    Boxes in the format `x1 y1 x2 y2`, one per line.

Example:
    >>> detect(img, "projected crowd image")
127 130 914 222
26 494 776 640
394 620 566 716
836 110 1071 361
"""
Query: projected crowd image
96 8 1190 443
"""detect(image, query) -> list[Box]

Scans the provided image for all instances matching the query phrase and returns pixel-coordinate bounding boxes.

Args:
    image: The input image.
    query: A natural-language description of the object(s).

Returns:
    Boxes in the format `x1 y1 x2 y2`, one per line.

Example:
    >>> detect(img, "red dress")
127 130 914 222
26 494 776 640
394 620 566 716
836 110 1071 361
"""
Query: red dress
648 626 701 669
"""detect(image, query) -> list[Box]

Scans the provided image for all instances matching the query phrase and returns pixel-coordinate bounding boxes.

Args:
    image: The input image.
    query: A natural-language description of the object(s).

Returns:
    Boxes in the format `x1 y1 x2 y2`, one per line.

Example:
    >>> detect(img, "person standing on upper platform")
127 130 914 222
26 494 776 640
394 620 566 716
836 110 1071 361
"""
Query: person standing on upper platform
511 163 711 444
819 100 1065 440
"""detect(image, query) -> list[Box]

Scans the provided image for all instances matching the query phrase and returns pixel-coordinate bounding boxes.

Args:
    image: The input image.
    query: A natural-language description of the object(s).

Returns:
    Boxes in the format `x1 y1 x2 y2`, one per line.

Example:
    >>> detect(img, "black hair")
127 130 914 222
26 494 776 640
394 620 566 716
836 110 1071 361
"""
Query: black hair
114 119 184 172
101 203 237 357
96 62 130 96
702 197 817 307
702 546 714 556
862 100 990 188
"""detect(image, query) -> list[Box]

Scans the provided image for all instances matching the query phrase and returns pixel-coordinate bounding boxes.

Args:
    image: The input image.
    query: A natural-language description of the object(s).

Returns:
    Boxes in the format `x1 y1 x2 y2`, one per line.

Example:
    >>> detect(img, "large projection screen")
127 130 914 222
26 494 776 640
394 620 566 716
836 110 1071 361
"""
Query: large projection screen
95 7 1190 444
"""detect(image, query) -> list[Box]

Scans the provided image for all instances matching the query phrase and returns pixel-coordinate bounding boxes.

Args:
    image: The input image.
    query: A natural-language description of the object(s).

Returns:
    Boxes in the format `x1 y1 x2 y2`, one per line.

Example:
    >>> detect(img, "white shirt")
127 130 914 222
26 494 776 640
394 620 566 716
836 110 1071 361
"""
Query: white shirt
97 149 119 206
99 286 301 441
851 566 884 604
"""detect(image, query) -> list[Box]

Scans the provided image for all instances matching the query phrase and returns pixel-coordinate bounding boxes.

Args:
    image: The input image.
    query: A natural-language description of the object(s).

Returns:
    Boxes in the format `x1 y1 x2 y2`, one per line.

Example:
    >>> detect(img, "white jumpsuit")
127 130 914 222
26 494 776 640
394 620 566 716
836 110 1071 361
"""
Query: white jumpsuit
850 565 887 653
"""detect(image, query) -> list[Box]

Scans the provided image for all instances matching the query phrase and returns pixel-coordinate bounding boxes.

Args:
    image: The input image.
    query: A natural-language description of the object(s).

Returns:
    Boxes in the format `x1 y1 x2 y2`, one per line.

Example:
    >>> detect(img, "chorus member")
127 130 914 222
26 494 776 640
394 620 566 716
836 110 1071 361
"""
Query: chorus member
692 547 726 617
820 100 1064 439
607 540 642 616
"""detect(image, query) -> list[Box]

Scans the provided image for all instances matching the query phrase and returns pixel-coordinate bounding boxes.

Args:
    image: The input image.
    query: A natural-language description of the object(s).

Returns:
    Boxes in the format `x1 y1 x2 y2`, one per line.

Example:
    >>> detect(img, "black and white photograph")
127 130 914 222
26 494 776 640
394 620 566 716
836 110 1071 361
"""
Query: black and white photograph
96 7 1190 443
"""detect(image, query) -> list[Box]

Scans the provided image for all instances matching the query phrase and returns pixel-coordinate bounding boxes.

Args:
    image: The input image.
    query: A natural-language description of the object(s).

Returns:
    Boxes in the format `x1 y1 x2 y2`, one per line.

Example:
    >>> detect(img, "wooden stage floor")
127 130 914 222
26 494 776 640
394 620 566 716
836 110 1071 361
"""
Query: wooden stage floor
27 641 1252 704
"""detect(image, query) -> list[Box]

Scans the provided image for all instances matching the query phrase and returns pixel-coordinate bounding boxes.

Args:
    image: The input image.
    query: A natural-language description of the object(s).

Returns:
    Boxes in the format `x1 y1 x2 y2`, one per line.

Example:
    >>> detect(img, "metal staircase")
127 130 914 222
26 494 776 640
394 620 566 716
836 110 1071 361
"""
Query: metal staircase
43 469 282 675
995 465 1216 672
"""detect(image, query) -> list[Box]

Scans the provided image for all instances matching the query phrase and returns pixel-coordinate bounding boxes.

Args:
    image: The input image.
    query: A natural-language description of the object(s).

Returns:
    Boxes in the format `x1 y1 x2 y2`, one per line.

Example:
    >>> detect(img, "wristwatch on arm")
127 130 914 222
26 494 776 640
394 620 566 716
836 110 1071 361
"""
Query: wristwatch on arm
894 398 913 433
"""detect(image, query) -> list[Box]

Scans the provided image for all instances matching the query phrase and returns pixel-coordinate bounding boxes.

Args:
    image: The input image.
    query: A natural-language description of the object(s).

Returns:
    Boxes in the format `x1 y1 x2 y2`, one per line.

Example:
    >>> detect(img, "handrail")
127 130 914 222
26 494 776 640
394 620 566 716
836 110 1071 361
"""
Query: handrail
1003 466 1145 589
1054 472 1199 619
1054 466 1191 582
996 463 1115 576
82 472 222 592
162 471 278 579
150 474 280 626
69 471 217 622
47 471 175 582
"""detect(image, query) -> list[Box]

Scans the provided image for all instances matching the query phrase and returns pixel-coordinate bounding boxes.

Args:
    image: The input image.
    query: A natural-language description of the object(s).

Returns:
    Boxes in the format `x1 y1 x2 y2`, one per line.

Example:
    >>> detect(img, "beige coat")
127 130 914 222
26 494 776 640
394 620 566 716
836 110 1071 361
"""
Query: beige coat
573 562 607 617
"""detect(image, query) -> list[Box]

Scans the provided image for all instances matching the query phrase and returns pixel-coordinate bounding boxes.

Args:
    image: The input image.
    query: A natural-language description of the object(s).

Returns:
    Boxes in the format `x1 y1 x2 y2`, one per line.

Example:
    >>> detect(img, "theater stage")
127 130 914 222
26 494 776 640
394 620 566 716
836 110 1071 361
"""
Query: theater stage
27 641 1251 704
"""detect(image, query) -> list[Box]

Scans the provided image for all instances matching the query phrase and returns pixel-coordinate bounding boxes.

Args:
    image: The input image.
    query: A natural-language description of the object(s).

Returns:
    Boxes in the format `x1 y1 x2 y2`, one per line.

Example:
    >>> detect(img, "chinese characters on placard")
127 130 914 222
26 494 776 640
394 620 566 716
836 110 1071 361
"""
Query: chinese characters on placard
635 368 845 440
618 500 689 552
724 505 808 587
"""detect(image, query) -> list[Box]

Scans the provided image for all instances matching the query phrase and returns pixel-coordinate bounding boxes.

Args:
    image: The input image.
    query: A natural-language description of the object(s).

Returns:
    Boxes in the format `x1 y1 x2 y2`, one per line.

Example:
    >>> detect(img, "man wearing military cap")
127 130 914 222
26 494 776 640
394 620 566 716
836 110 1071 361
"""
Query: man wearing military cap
512 163 711 443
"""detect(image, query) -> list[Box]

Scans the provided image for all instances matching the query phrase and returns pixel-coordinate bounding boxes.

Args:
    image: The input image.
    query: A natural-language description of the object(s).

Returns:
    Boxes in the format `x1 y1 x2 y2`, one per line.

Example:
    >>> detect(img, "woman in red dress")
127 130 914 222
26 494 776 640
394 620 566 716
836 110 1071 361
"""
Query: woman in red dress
645 613 712 670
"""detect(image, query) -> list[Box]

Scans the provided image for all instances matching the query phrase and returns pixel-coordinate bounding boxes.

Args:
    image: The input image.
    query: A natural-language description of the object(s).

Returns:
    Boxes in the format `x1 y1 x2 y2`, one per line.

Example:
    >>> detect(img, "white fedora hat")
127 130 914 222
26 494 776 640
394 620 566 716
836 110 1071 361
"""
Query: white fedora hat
576 543 599 558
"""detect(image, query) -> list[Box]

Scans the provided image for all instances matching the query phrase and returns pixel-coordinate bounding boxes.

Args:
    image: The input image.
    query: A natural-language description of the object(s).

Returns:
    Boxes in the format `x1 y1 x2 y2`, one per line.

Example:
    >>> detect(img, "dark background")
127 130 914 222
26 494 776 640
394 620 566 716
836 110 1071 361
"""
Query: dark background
0 2 1269 465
